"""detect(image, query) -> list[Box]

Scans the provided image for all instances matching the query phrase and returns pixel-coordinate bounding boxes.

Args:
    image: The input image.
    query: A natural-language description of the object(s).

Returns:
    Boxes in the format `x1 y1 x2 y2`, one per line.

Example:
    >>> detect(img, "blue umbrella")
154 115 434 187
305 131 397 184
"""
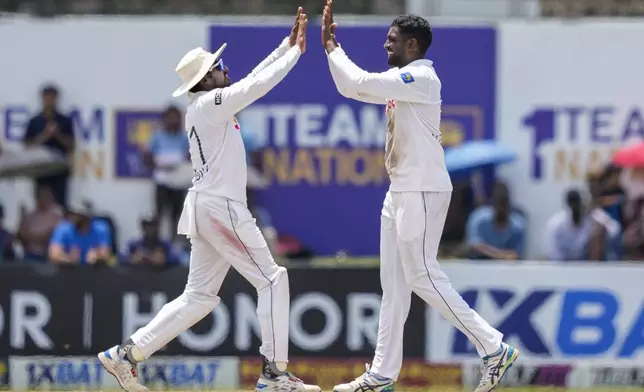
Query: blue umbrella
445 140 516 173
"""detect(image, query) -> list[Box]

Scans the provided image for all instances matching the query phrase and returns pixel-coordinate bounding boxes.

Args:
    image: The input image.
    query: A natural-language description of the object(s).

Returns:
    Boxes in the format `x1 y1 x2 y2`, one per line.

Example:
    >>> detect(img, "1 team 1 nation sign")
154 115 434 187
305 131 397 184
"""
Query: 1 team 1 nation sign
0 266 427 358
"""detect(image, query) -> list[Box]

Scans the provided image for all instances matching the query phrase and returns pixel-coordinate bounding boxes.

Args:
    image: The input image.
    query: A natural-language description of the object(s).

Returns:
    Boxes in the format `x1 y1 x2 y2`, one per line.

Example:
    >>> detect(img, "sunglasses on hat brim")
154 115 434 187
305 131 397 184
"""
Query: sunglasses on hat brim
209 59 225 72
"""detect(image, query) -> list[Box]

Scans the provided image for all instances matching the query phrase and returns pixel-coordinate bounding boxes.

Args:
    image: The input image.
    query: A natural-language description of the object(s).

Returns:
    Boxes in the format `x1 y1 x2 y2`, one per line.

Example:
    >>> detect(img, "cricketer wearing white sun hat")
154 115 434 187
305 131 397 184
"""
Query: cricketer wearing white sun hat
171 43 227 97
94 12 318 392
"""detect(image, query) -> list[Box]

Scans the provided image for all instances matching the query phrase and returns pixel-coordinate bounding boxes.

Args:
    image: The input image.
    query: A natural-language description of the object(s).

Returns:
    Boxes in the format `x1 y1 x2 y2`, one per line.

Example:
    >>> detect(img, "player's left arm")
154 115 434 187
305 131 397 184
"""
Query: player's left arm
248 38 292 77
247 7 303 78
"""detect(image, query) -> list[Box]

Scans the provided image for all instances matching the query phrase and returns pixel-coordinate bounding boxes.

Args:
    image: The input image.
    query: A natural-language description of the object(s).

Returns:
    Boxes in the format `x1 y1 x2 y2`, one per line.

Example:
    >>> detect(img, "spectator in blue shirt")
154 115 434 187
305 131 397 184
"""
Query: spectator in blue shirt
467 183 526 260
123 216 177 267
144 106 190 241
48 202 112 265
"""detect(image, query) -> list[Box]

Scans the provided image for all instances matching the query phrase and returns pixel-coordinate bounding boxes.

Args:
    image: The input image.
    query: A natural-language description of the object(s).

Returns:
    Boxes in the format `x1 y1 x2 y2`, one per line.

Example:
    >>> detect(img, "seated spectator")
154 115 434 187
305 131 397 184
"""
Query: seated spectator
0 204 17 263
546 189 621 261
466 183 525 260
123 216 177 267
48 202 112 265
623 198 644 261
17 185 64 262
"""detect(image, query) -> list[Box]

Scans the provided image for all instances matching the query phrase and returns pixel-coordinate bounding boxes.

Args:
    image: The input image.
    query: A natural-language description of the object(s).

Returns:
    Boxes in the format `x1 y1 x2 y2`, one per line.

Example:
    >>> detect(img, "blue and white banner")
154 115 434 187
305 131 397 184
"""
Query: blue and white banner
497 21 644 258
427 262 644 365
209 24 497 255
9 356 240 390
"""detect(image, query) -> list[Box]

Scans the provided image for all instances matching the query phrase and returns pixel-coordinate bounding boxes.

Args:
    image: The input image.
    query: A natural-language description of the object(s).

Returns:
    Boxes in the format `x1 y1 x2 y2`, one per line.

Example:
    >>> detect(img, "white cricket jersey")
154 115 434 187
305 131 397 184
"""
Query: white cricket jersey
184 38 301 204
327 47 453 192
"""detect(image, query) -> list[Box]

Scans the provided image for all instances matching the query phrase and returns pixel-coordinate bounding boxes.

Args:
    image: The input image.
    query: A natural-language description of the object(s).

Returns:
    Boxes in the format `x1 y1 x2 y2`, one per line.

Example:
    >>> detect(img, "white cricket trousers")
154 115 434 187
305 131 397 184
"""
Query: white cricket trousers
369 191 503 380
130 194 289 363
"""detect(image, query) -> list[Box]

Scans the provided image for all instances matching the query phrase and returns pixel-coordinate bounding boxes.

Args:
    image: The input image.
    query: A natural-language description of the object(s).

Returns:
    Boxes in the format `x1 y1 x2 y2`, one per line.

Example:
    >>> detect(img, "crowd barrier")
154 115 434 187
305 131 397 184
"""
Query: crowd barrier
0 261 642 388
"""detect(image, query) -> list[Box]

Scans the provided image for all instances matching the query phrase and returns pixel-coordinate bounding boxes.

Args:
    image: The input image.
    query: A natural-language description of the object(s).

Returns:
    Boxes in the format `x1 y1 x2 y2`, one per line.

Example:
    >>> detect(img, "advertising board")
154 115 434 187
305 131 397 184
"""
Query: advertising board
427 262 644 365
9 356 239 390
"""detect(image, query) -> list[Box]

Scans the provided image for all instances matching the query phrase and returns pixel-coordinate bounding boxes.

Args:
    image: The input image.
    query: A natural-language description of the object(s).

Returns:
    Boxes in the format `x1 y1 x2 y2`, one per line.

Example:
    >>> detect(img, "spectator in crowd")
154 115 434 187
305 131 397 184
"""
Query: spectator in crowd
48 202 112 265
0 203 17 263
123 216 177 267
17 185 64 262
622 198 644 261
546 189 621 261
144 105 189 241
587 166 626 226
23 85 75 208
466 182 525 260
620 167 644 220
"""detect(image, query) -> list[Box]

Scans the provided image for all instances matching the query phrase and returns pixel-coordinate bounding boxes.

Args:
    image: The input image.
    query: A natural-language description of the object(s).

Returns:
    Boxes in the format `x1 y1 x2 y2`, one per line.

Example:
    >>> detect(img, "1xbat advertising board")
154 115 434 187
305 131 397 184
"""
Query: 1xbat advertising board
210 24 497 255
9 356 239 390
427 262 644 365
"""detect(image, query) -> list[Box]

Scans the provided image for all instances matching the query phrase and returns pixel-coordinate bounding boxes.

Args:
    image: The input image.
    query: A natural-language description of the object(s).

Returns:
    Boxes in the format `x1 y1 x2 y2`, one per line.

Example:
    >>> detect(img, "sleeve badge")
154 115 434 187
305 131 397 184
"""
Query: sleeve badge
400 72 415 84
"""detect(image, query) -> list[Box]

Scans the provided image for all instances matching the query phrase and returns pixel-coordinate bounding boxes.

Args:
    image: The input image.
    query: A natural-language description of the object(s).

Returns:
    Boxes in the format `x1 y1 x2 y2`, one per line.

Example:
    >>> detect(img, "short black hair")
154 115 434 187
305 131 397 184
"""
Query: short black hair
391 14 433 55
140 215 159 227
41 84 59 97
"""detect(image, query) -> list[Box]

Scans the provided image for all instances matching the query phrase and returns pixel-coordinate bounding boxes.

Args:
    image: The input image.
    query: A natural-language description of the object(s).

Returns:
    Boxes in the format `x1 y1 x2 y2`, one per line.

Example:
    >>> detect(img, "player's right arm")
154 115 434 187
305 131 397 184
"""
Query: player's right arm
326 47 385 105
322 0 435 105
321 2 383 105
200 13 307 118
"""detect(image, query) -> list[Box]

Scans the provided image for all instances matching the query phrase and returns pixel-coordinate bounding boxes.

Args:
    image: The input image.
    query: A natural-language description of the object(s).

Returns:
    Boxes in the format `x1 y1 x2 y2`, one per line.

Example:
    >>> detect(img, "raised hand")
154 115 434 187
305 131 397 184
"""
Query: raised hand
289 7 303 47
322 0 338 52
296 12 308 53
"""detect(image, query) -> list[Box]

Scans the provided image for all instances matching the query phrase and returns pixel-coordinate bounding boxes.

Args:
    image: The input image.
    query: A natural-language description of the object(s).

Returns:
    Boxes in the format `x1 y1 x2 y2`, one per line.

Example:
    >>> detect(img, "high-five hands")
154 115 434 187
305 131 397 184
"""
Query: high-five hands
322 0 339 53
288 7 303 47
296 10 308 53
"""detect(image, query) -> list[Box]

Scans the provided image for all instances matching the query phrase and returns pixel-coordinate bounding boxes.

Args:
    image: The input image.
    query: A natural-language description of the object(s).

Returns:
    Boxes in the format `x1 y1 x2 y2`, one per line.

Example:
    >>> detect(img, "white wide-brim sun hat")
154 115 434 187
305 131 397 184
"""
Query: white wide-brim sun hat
172 43 227 97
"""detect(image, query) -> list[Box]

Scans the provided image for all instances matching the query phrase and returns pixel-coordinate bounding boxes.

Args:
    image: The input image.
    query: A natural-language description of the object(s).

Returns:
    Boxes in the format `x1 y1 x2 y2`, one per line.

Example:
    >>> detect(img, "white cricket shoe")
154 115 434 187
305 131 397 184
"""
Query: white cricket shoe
474 343 520 392
333 364 394 392
98 346 149 392
255 372 321 392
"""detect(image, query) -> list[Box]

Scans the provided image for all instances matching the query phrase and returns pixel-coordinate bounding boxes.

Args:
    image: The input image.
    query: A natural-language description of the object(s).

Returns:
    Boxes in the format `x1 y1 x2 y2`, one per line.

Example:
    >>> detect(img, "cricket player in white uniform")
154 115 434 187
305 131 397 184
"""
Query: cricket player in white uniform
98 10 320 392
321 2 519 392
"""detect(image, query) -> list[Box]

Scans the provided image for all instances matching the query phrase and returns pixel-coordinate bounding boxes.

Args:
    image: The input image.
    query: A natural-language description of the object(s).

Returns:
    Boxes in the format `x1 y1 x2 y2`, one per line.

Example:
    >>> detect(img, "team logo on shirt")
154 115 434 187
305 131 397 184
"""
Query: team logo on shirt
400 72 415 84
215 90 222 105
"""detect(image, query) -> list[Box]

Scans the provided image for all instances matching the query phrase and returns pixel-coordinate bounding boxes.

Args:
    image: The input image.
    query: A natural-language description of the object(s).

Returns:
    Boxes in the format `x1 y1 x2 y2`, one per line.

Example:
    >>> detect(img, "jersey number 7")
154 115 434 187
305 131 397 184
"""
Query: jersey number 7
189 126 206 166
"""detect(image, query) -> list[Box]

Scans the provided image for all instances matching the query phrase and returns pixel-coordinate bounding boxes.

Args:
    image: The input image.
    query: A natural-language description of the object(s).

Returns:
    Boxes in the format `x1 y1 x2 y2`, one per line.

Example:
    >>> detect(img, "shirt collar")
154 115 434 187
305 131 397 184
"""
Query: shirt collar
407 58 433 67
187 91 208 102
